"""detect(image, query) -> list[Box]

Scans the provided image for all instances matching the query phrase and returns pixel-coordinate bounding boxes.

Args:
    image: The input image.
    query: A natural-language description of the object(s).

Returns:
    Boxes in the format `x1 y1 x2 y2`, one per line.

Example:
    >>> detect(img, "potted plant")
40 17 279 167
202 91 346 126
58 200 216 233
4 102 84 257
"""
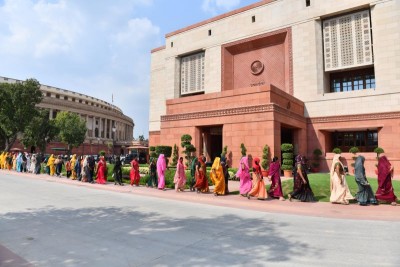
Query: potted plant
349 146 359 173
373 147 384 175
311 148 322 172
281 143 293 177
332 147 342 154
261 145 269 177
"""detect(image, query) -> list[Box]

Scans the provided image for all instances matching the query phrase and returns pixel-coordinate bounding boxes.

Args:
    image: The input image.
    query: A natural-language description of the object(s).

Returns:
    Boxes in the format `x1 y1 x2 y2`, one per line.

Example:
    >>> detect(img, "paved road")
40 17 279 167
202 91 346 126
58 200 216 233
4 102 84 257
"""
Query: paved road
1 172 399 267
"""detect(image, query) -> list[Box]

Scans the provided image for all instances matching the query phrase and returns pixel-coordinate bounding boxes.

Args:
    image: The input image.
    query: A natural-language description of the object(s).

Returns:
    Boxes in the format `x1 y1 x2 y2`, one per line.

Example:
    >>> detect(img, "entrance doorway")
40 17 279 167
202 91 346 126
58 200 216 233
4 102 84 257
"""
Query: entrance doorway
200 126 223 163
281 127 293 144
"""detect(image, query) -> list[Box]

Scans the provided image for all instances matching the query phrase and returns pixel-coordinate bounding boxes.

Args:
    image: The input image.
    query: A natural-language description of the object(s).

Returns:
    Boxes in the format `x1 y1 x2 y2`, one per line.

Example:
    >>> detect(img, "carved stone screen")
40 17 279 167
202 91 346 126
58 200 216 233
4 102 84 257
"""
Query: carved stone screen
323 10 373 71
180 52 205 95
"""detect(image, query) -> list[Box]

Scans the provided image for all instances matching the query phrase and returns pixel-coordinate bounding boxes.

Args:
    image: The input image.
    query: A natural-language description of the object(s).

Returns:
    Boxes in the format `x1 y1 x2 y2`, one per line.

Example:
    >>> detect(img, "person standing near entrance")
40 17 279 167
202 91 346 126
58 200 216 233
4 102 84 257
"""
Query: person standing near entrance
236 156 252 197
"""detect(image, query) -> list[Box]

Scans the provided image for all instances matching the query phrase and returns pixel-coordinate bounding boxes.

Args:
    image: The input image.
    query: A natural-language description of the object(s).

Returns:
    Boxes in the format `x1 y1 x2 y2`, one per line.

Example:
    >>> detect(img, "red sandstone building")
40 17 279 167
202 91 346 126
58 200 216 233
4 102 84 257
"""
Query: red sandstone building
149 0 400 176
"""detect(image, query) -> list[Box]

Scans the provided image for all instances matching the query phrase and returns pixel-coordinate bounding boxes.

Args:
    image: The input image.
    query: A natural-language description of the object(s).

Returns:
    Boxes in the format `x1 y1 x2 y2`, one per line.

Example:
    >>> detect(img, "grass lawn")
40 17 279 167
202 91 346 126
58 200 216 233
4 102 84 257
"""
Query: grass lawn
280 173 400 203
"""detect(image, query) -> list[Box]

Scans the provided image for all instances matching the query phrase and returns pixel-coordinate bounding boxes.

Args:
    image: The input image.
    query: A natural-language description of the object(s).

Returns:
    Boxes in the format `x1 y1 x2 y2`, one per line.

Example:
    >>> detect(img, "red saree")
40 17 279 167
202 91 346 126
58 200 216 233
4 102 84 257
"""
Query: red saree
375 156 397 203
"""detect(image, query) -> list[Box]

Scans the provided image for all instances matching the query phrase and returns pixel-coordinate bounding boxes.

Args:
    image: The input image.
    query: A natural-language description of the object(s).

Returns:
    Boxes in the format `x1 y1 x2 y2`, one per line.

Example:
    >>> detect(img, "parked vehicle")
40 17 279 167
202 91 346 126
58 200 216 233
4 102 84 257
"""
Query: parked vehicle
123 153 147 164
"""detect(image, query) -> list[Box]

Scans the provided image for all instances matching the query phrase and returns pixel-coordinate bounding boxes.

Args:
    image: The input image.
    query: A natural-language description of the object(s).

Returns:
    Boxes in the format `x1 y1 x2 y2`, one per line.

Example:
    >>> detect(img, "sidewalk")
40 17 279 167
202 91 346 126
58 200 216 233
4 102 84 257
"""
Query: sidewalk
2 170 399 221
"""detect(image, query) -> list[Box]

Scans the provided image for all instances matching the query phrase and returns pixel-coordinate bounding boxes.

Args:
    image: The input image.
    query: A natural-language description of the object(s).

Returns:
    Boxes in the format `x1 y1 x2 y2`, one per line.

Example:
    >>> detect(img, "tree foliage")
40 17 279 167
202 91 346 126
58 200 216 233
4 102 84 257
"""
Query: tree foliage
55 111 87 154
170 144 179 167
21 109 59 153
0 79 43 151
181 134 196 167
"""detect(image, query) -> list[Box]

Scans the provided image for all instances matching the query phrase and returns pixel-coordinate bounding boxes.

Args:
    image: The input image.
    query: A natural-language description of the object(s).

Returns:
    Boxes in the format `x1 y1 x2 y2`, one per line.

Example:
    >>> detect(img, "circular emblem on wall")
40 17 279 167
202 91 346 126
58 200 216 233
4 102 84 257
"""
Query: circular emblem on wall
250 60 264 75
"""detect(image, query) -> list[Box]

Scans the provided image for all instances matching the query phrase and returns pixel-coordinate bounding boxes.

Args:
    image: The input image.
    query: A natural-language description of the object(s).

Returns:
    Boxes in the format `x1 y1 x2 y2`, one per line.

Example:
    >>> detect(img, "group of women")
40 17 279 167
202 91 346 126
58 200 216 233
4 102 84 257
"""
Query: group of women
163 152 398 206
2 150 398 206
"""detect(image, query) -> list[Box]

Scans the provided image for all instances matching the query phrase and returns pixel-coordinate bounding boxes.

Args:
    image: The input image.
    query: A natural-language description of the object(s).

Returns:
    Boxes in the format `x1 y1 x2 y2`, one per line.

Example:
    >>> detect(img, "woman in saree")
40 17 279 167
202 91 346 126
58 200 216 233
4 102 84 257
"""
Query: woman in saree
329 154 354 204
47 154 56 176
375 155 397 205
236 156 252 197
210 157 225 196
130 156 140 186
189 157 198 191
174 157 186 192
70 154 77 180
194 156 209 193
147 158 158 188
96 156 107 184
247 157 266 200
157 154 167 190
221 158 230 194
288 155 316 202
113 156 123 186
354 155 378 206
268 156 285 201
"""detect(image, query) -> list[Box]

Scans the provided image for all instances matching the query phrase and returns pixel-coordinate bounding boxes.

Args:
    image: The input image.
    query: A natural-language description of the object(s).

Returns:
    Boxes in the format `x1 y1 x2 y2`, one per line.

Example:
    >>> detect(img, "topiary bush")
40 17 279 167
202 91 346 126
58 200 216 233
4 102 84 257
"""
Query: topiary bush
281 143 293 170
332 147 342 154
261 145 269 170
374 147 384 157
240 143 247 157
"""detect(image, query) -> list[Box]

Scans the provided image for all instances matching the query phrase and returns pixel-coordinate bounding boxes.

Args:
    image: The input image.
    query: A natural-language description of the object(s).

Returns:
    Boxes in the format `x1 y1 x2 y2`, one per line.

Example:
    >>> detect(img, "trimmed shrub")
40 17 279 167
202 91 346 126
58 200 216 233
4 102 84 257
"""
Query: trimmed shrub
332 147 342 154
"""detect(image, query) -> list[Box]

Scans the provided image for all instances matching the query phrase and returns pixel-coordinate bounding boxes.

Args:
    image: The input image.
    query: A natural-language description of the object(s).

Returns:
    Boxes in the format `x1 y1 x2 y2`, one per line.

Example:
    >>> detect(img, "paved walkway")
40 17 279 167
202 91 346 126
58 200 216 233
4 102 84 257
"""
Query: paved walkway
1 169 399 222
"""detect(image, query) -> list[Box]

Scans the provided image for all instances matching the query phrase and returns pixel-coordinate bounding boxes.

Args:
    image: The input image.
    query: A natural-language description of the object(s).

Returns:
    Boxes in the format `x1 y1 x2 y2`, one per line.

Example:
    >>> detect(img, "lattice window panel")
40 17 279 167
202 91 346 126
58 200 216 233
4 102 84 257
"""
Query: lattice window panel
323 10 373 71
180 52 205 95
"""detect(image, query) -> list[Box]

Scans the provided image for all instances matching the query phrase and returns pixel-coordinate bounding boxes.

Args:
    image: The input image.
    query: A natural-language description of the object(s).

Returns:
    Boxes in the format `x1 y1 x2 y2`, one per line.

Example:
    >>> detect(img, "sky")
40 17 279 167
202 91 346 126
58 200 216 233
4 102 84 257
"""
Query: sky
0 0 258 139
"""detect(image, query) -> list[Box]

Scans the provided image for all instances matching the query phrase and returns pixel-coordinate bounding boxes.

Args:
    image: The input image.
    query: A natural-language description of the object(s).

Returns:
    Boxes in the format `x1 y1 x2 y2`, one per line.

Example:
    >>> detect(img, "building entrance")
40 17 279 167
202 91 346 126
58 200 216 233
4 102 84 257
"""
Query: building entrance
200 126 223 163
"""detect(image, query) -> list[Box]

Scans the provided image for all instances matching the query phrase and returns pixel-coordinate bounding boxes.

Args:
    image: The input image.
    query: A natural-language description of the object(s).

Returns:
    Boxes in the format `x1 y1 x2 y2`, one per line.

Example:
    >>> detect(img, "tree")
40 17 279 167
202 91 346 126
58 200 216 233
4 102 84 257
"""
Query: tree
170 144 179 167
240 143 247 157
0 79 43 151
55 111 87 154
138 135 145 142
181 134 196 167
21 109 59 153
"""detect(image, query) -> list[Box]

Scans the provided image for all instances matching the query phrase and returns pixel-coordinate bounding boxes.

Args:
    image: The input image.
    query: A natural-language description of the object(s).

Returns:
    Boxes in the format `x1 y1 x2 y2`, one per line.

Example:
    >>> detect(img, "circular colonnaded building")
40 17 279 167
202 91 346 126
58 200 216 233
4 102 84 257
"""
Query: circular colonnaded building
0 76 134 156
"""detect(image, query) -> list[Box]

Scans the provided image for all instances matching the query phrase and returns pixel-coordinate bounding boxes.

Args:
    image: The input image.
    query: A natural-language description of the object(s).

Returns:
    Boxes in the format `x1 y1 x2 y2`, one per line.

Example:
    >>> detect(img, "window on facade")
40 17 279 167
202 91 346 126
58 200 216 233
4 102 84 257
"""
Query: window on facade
329 67 375 92
333 130 378 152
46 92 51 97
306 0 310 7
72 98 75 102
323 10 373 72
79 99 82 103
180 52 205 96
252 16 256 23
64 96 68 100
55 94 60 99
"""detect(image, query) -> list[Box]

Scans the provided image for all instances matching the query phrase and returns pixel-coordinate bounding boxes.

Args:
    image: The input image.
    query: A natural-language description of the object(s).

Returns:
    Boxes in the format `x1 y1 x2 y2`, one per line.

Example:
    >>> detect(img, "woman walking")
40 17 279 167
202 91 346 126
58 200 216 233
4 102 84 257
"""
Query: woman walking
130 156 140 186
174 157 186 192
96 156 107 184
288 155 316 202
247 157 266 200
70 154 77 180
354 155 378 206
268 156 285 201
113 156 123 186
157 154 167 190
375 155 397 205
236 157 252 197
193 156 209 193
210 157 225 196
147 158 158 188
329 154 354 205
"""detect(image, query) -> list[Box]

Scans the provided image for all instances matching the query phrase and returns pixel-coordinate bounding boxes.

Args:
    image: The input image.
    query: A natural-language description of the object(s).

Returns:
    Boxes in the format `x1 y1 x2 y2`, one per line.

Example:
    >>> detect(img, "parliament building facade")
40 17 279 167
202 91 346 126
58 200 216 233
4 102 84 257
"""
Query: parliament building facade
149 0 400 176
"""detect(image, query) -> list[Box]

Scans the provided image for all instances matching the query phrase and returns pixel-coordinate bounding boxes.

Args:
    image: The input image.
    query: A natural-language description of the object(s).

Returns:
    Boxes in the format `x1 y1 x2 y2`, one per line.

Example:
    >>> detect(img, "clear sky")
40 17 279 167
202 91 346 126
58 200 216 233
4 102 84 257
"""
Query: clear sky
0 0 258 139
